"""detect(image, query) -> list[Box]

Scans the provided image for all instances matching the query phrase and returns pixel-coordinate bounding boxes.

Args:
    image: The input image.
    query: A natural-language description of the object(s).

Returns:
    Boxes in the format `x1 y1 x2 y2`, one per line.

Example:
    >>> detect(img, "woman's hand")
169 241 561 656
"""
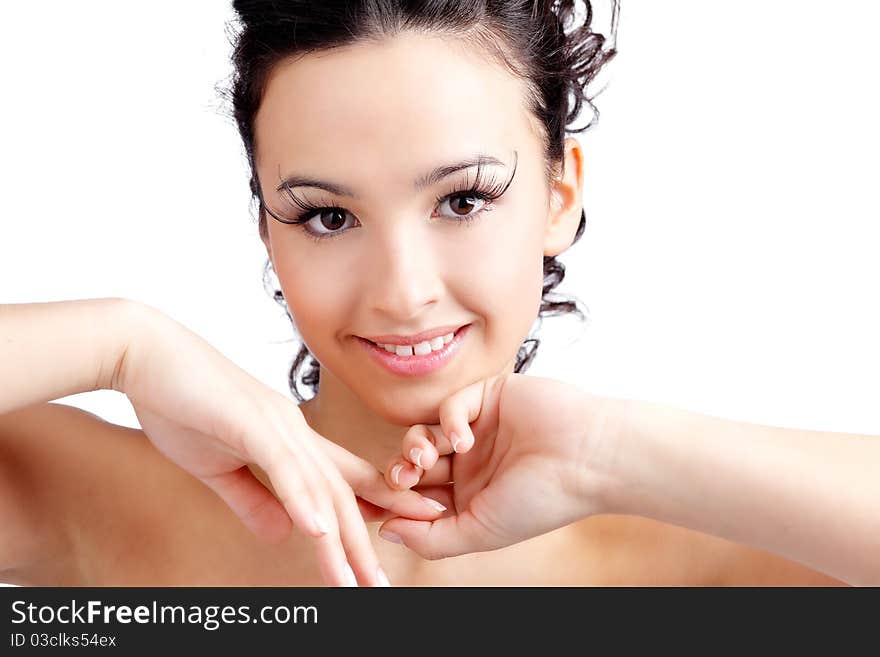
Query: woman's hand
112 301 444 586
377 372 626 559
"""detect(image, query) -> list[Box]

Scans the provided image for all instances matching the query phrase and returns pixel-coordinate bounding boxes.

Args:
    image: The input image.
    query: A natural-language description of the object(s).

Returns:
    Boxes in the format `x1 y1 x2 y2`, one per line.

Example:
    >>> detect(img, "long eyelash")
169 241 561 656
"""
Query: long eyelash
271 188 334 225
429 156 518 230
437 152 518 207
271 152 518 243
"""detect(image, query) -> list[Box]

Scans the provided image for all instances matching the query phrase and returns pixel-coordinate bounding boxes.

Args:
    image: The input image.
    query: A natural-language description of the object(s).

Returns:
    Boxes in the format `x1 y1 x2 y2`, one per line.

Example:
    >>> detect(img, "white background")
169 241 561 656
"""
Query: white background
1 1 878 436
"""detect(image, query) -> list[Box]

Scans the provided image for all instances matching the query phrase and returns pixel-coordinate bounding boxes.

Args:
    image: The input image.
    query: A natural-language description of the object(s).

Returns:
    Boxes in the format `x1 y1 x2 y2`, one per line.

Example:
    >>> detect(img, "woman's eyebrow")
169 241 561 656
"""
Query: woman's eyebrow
275 152 514 197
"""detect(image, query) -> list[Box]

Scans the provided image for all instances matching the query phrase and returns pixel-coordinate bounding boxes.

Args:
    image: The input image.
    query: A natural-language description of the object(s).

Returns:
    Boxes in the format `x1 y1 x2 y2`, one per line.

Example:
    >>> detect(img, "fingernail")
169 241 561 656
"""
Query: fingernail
376 567 391 587
312 512 329 535
343 562 358 587
409 447 423 468
379 529 404 544
450 431 461 453
423 497 446 513
391 463 404 486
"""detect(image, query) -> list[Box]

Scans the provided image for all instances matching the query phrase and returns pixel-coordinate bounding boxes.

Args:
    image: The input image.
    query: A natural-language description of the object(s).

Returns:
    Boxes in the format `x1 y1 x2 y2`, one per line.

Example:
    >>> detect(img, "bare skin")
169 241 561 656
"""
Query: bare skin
1 402 845 587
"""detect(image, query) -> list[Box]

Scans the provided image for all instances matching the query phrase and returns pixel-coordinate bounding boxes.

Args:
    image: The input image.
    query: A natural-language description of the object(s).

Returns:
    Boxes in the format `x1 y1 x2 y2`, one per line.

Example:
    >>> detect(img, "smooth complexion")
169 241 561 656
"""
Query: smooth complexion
253 31 584 471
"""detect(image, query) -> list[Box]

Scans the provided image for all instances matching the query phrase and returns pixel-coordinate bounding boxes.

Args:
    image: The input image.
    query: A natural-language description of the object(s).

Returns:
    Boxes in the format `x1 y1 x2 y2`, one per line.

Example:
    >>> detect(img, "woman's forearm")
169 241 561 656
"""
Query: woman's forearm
595 397 880 586
0 298 136 415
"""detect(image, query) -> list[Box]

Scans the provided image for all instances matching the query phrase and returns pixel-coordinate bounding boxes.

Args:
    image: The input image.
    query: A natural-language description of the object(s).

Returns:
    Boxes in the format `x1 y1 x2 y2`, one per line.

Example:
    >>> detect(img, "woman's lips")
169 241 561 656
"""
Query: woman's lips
356 324 470 377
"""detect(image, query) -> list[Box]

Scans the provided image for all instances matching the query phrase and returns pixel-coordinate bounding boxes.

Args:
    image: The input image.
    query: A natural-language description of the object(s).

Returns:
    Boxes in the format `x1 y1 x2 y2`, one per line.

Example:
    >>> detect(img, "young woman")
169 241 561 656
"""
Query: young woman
1 1 874 587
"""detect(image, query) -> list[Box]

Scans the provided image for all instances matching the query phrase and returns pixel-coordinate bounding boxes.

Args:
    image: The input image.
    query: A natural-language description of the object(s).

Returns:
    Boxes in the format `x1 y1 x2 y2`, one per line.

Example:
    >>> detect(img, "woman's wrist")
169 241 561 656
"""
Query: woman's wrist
587 397 712 522
103 298 162 394
574 394 707 521
567 390 634 518
72 297 145 397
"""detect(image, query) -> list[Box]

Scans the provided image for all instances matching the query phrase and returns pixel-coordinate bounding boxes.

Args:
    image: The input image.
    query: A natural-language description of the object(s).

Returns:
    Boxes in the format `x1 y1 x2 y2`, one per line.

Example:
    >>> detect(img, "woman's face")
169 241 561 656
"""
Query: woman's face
253 31 582 425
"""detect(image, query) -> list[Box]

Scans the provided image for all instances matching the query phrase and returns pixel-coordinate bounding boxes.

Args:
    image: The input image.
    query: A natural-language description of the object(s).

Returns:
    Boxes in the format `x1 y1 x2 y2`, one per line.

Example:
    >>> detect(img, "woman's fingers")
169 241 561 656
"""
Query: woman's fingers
401 424 451 463
358 466 447 517
386 454 453 489
377 505 493 560
384 422 458 491
335 486 390 586
264 451 355 587
436 378 489 454
385 457 421 490
269 426 386 587
393 376 489 469
406 484 455 514
354 484 451 522
317 434 447 520
415 456 453 486
311 456 389 587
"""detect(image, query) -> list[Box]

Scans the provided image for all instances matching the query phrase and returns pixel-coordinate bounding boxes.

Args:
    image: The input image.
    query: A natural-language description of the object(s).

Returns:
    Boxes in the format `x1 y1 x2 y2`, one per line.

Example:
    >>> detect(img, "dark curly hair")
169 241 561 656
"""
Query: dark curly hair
219 0 619 402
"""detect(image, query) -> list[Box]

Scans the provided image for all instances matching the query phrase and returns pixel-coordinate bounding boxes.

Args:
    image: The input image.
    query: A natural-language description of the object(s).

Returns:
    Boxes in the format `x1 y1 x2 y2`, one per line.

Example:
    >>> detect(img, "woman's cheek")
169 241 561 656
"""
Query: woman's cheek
460 214 544 338
276 262 351 350
476 211 544 302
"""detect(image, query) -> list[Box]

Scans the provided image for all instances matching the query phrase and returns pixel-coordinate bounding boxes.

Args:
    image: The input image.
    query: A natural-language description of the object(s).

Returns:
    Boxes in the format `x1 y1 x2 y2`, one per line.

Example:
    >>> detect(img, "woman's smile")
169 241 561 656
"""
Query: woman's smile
356 323 471 377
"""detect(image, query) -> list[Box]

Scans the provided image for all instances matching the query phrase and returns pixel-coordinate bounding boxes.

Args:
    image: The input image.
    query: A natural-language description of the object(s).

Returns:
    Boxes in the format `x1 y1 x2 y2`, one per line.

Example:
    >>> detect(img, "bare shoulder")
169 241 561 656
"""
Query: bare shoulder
0 402 151 484
0 402 158 585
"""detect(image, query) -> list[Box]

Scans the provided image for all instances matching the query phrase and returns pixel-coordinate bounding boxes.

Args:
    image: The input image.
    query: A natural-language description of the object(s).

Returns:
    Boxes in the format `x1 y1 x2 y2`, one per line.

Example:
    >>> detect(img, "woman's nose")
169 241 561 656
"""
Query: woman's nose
364 227 444 319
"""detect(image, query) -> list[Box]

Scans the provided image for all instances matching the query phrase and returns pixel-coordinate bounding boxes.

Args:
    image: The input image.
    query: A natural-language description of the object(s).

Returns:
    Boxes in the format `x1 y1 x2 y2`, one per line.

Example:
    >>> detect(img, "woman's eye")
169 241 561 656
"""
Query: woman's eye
304 208 354 236
437 194 488 219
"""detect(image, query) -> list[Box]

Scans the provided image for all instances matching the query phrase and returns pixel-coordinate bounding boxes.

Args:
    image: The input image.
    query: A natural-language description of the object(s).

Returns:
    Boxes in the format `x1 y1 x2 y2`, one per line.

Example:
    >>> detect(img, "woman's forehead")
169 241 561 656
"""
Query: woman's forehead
253 32 539 170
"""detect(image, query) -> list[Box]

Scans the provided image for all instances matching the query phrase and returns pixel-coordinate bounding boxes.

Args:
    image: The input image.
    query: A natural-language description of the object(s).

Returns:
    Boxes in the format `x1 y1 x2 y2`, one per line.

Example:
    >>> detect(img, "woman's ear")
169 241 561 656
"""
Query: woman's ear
543 137 585 257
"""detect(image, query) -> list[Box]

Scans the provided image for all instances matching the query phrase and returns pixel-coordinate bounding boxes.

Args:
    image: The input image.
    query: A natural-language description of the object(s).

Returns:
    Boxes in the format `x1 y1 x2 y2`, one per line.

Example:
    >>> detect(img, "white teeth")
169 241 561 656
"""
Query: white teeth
377 331 455 357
